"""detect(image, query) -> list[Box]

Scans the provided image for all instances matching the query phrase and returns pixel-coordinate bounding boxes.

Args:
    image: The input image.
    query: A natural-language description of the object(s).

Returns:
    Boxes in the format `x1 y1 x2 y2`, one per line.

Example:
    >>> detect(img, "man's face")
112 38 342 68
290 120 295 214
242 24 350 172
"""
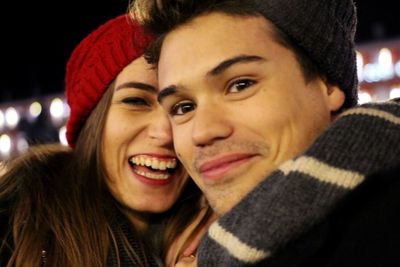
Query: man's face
157 12 344 214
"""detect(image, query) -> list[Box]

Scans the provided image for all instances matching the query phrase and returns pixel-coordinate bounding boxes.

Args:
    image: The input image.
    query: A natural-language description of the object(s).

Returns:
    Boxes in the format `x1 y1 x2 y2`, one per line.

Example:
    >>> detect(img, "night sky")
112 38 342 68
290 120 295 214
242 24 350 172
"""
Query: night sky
1 0 399 103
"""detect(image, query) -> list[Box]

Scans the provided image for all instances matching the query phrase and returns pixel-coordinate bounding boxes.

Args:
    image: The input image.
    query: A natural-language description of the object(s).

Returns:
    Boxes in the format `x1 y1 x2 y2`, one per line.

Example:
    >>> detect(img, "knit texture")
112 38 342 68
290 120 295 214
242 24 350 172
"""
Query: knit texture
65 15 154 146
197 98 400 266
255 0 358 108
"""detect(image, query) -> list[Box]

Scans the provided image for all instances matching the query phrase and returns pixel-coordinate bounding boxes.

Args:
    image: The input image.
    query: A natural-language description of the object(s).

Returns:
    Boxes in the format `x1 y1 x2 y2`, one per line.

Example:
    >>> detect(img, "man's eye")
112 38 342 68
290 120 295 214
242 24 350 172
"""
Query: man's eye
228 79 256 93
171 101 196 116
122 97 149 106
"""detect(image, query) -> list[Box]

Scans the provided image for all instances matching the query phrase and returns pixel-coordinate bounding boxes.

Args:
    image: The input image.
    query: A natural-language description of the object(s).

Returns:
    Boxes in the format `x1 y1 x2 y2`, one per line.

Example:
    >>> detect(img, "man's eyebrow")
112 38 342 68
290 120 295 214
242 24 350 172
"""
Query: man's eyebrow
157 55 265 104
115 82 157 93
207 55 266 76
157 86 177 104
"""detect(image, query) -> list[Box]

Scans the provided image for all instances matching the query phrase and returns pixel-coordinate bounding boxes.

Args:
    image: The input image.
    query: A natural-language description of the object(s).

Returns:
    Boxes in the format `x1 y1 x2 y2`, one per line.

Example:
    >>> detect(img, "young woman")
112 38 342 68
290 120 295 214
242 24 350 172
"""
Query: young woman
0 15 210 267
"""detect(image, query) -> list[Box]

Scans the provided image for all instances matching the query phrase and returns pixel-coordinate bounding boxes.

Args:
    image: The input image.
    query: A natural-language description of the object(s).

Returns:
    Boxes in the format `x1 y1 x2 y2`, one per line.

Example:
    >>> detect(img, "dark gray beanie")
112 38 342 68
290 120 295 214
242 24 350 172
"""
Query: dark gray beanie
256 0 358 108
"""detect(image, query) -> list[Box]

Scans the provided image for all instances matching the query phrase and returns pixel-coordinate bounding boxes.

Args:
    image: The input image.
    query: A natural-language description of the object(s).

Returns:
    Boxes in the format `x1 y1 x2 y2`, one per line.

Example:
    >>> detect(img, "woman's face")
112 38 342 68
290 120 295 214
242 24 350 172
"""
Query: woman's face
102 56 188 216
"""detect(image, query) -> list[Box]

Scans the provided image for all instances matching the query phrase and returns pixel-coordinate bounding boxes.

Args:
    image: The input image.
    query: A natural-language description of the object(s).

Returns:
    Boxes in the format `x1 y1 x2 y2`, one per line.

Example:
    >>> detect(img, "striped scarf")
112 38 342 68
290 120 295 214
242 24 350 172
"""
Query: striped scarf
198 98 400 266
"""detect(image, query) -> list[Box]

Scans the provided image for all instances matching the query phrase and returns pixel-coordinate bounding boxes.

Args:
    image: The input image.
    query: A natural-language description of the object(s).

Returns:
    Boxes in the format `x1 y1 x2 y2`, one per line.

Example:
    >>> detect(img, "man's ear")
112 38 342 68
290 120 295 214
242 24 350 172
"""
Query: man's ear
326 84 345 112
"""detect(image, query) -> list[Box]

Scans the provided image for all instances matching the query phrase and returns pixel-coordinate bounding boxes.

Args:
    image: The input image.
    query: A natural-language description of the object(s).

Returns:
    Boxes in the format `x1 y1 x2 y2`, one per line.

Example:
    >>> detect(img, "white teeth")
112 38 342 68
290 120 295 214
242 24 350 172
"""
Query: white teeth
129 156 177 170
166 161 175 169
159 161 166 170
133 169 170 180
145 158 152 167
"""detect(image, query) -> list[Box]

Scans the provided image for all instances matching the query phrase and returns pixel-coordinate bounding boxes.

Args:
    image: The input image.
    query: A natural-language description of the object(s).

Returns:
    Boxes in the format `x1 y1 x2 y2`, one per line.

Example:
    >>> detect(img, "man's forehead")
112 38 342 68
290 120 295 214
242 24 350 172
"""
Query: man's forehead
158 15 274 78
159 12 274 59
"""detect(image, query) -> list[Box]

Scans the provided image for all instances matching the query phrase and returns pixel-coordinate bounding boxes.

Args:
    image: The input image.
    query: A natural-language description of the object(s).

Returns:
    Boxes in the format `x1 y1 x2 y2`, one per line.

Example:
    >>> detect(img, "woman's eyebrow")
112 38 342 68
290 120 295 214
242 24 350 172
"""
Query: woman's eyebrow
115 82 157 93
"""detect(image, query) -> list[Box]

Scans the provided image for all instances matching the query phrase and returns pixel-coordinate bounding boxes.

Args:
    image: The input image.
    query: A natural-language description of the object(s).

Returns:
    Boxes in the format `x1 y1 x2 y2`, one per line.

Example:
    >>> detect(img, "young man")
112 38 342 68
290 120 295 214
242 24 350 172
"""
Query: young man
131 0 400 266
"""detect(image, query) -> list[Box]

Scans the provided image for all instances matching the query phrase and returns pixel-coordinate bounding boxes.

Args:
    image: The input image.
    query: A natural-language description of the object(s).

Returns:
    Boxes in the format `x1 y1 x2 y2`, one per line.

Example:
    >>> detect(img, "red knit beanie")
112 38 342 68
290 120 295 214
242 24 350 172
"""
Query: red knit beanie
65 14 155 147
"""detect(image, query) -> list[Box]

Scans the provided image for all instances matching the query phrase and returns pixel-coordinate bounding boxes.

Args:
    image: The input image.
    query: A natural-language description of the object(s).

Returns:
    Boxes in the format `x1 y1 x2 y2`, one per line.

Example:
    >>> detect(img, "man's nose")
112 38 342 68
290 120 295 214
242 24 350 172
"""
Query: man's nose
191 101 233 147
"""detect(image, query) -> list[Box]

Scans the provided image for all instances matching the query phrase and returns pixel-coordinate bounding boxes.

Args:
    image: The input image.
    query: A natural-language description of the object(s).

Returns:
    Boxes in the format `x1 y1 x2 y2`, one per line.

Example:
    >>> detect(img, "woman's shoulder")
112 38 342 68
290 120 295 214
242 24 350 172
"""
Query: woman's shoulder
0 144 73 266
8 144 72 171
0 144 73 234
1 144 72 189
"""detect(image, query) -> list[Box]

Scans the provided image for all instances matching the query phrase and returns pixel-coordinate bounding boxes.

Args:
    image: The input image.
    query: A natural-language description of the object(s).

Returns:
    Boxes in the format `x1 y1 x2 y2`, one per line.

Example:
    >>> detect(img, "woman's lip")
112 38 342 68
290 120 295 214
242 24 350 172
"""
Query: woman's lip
198 153 256 179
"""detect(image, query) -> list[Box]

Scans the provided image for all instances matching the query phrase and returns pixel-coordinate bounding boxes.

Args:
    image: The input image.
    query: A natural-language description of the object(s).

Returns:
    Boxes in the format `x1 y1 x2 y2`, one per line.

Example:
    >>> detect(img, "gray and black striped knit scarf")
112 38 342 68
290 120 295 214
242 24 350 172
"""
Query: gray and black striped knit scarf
198 98 400 266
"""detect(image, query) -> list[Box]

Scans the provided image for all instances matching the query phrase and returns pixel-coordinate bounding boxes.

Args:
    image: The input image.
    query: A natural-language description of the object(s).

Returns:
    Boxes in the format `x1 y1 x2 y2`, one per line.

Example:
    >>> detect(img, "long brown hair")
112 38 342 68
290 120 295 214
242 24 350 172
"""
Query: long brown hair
161 181 213 262
0 85 153 267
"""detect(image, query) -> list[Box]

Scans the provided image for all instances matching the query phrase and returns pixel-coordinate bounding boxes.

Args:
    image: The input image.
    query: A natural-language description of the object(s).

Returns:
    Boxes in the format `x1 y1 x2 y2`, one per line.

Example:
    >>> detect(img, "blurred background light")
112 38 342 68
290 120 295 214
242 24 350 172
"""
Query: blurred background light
50 98 64 120
5 107 20 129
356 51 364 82
58 126 68 146
0 110 4 130
358 91 372 104
390 88 400 99
16 136 29 154
29 101 43 119
0 134 12 156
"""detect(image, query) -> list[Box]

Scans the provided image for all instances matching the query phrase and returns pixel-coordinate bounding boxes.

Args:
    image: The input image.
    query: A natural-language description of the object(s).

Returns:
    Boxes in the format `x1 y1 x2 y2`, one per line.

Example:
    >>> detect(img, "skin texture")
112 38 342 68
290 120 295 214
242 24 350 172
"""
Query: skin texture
102 56 188 228
157 13 345 215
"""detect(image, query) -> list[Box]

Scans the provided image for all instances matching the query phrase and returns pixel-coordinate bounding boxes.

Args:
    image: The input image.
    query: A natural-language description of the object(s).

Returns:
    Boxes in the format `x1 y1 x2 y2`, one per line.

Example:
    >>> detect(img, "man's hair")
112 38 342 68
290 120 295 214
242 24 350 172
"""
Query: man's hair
131 0 358 109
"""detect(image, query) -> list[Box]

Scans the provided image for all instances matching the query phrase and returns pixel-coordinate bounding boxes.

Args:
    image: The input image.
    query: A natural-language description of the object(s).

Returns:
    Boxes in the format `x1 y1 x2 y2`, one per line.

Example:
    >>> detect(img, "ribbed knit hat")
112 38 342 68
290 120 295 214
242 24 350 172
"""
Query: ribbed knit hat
65 15 154 147
256 0 358 108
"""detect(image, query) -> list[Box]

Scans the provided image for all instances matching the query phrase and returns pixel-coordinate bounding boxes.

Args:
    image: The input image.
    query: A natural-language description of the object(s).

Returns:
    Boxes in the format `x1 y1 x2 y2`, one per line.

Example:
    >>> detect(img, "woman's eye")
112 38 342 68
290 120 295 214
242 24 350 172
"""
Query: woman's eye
228 79 256 93
122 97 149 106
170 101 196 116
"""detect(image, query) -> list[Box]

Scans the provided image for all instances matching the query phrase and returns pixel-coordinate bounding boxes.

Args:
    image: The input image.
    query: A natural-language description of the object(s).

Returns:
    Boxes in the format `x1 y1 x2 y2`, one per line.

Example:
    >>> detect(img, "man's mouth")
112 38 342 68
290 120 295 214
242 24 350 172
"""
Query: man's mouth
197 153 257 181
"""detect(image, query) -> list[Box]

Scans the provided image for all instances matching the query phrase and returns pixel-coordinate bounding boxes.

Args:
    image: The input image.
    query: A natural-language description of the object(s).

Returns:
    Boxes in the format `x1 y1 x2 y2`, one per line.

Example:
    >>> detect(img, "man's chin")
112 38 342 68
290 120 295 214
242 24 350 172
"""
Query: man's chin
207 190 246 216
